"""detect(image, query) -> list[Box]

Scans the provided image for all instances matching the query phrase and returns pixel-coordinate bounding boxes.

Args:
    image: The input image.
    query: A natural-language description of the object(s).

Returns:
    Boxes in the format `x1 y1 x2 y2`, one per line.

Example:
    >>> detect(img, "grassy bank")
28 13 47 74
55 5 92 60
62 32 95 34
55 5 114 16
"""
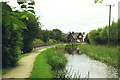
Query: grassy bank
78 44 119 67
30 48 53 78
30 45 67 78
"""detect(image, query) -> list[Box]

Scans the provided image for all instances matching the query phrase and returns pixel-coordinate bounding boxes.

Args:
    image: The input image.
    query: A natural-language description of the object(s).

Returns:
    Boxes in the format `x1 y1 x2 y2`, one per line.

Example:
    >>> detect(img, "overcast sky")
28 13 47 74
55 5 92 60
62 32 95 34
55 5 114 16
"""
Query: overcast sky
3 0 120 33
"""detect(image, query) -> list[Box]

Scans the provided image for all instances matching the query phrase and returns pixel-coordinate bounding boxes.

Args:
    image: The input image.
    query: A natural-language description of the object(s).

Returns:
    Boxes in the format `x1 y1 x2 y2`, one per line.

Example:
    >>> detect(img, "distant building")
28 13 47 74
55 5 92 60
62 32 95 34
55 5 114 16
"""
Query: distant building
67 32 85 43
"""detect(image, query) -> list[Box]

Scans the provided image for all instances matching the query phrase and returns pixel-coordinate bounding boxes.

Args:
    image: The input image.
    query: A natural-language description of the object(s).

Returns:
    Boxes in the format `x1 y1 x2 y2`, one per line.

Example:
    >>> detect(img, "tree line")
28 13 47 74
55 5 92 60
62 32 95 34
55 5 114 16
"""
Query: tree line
2 2 66 68
86 20 120 46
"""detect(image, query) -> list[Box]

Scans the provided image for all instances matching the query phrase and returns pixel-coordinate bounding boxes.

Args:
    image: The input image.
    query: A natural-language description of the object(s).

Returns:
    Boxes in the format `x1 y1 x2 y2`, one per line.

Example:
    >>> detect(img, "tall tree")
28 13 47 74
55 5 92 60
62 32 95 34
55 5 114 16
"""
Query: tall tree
51 29 63 42
2 2 25 68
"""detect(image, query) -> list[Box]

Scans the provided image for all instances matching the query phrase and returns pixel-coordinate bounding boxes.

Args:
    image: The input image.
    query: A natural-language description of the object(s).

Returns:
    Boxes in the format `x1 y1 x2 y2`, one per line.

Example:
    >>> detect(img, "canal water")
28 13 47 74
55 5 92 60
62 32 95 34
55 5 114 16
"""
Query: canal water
64 46 118 78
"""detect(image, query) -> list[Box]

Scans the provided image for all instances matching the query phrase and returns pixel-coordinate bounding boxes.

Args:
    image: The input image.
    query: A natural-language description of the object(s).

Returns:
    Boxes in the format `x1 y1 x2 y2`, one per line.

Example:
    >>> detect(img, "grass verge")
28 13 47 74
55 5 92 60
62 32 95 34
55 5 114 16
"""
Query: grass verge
30 45 67 78
78 44 119 67
30 48 53 78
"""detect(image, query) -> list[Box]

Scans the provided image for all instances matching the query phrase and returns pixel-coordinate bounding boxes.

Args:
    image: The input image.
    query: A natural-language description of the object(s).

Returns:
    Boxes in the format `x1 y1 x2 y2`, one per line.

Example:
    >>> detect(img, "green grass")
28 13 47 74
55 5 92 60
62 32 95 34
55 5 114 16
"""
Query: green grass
30 49 53 78
46 46 67 70
78 44 119 67
30 45 67 78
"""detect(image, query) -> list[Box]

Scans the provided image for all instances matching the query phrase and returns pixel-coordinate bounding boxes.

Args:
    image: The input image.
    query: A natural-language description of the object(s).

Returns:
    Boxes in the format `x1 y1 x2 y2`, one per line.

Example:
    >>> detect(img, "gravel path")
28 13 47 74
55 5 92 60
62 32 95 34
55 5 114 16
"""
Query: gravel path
2 48 48 78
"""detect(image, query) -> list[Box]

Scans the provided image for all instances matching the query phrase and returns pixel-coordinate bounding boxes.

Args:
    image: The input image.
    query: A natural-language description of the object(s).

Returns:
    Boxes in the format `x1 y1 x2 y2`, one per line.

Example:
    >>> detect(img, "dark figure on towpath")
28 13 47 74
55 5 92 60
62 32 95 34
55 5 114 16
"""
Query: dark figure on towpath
84 34 90 44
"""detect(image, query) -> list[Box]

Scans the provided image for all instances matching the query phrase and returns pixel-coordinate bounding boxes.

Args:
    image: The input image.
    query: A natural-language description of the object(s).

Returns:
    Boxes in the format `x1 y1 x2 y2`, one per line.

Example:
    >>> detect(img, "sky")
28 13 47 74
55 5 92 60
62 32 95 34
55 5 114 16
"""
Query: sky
2 0 120 33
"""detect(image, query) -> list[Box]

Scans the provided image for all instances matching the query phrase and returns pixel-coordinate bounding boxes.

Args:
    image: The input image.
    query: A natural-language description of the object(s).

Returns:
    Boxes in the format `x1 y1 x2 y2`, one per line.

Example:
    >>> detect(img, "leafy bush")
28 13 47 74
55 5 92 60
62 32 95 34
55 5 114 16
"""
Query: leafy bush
46 47 67 70
88 21 119 46
2 1 41 68
109 21 118 45
33 39 45 47
99 26 108 45
47 39 57 44
2 2 25 68
88 28 102 44
22 12 41 53
39 30 51 43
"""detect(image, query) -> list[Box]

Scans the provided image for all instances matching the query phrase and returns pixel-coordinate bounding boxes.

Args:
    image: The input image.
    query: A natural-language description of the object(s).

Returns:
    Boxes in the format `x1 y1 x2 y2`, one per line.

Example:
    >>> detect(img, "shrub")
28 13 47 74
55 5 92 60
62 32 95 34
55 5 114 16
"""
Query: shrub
22 39 33 53
100 26 108 45
109 21 118 45
88 28 102 44
46 47 67 70
47 39 57 45
88 21 119 46
2 2 25 68
33 39 45 47
22 12 41 53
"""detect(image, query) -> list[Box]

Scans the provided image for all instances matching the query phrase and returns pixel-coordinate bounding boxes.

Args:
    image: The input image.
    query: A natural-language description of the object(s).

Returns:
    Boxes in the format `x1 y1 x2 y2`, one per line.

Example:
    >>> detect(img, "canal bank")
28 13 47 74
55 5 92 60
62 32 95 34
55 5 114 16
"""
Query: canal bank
64 44 119 78
30 44 119 78
65 52 118 78
78 44 119 68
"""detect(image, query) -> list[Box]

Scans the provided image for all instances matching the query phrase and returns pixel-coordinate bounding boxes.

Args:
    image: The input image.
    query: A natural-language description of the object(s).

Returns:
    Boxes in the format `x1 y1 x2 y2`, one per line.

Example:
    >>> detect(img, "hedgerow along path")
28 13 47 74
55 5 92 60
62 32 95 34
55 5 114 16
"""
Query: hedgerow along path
2 47 50 78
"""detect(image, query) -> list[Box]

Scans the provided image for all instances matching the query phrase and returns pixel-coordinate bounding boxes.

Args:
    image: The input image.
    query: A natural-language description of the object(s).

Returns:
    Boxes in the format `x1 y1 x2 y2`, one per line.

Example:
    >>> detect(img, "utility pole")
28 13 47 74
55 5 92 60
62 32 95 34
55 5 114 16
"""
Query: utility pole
108 5 111 47
106 4 115 47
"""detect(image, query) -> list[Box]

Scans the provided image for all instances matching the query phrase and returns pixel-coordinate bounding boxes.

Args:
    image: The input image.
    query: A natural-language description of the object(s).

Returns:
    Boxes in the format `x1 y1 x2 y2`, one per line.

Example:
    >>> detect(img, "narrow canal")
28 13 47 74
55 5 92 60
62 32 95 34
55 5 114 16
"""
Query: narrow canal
64 46 118 78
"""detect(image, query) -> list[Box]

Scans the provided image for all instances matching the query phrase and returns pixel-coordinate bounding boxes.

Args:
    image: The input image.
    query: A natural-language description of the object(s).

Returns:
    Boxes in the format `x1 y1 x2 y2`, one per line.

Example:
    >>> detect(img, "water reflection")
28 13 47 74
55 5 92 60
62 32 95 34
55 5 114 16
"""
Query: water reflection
65 46 81 54
64 46 118 78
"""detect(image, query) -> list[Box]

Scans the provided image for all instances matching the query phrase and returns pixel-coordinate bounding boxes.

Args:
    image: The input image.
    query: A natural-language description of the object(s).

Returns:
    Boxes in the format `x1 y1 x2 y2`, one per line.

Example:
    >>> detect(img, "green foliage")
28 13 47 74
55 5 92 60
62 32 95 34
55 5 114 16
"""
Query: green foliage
30 49 53 78
46 46 67 71
17 0 27 4
109 21 118 45
17 2 24 5
94 0 103 3
33 39 45 47
99 26 108 45
28 6 34 9
47 39 57 44
51 29 63 41
88 21 119 46
2 1 41 68
2 1 66 69
118 20 120 45
28 2 35 5
39 30 51 43
27 10 35 14
21 15 28 20
31 45 67 78
39 29 66 43
21 4 27 8
2 2 25 68
18 1 35 14
21 12 41 53
94 0 99 3
88 28 102 44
